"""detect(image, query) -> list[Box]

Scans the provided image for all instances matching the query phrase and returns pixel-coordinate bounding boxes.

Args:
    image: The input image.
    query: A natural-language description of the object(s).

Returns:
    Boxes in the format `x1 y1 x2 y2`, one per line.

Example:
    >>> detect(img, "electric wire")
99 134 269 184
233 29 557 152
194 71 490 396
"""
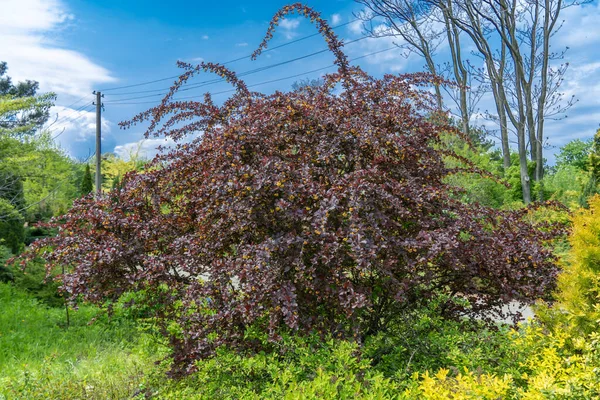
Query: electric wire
48 104 95 139
105 35 370 103
104 46 397 106
99 18 359 92
46 94 95 129
46 101 95 133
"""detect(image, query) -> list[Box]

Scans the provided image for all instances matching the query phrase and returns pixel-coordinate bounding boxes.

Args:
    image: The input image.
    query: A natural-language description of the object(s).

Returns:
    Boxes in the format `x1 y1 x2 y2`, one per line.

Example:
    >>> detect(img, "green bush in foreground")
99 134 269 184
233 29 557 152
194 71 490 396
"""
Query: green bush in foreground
3 199 600 398
2 278 600 399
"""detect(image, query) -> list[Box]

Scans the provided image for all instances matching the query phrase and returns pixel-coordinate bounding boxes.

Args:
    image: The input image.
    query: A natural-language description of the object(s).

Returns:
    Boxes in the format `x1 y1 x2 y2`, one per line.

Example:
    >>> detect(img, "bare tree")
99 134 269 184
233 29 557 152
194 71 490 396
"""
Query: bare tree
355 0 489 146
448 0 581 202
357 0 583 203
355 0 446 109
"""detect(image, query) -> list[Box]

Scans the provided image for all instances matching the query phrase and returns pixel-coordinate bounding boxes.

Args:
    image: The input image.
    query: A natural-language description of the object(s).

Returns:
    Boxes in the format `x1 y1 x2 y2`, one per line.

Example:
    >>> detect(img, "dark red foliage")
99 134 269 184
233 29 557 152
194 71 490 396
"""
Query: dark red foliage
19 4 563 375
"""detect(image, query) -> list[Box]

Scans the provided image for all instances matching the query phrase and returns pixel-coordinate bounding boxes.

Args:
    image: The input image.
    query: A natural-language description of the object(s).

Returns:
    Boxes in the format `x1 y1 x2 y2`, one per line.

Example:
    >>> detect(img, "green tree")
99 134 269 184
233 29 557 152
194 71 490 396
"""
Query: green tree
0 62 54 135
291 77 324 91
1 96 79 222
101 152 147 192
0 169 24 210
555 139 593 171
19 135 80 221
80 164 93 195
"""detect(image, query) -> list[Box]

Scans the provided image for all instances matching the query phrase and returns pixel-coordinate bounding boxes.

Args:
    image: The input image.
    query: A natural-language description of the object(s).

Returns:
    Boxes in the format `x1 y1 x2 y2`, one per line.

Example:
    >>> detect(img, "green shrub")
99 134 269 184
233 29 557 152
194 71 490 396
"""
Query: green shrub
543 165 588 208
10 258 63 307
134 333 400 399
540 195 600 334
0 245 13 282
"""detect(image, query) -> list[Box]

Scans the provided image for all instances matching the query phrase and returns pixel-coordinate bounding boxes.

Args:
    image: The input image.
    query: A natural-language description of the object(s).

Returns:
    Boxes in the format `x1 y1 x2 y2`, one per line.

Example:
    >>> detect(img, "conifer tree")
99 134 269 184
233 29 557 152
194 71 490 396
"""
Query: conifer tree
80 164 93 196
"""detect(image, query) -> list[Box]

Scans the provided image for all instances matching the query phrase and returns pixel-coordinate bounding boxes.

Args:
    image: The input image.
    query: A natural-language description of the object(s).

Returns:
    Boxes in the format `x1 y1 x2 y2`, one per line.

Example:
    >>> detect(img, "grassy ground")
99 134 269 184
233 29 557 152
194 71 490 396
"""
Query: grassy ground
3 279 598 399
0 283 162 399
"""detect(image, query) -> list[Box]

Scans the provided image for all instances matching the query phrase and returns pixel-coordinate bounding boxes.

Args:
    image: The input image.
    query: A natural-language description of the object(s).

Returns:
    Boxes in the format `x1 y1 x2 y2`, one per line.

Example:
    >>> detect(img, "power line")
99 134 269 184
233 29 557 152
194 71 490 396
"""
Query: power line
48 104 95 139
48 103 94 133
106 35 368 99
221 19 358 65
104 46 397 106
105 35 370 103
46 94 94 129
46 101 95 132
99 18 359 92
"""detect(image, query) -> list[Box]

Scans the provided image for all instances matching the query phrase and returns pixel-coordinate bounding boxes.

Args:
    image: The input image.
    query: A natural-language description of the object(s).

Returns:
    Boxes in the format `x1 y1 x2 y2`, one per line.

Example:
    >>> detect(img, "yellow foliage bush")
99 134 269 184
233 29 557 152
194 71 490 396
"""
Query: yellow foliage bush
403 324 599 399
510 325 600 398
553 194 600 333
405 368 513 399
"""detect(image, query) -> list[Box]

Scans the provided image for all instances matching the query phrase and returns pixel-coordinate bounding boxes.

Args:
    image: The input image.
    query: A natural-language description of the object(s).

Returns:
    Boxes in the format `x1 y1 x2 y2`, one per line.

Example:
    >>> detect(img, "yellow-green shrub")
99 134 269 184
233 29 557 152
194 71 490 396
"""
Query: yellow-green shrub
510 325 600 399
404 368 513 399
550 194 600 333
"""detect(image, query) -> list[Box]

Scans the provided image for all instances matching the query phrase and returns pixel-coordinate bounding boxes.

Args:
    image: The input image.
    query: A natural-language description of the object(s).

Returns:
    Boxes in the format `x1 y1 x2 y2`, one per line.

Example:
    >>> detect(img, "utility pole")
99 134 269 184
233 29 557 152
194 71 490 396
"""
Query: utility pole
93 91 104 197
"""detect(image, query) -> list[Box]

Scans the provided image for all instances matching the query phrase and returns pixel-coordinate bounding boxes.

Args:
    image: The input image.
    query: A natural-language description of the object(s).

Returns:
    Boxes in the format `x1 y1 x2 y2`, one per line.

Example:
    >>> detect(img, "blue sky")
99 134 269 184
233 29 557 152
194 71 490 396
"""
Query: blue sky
2 0 600 163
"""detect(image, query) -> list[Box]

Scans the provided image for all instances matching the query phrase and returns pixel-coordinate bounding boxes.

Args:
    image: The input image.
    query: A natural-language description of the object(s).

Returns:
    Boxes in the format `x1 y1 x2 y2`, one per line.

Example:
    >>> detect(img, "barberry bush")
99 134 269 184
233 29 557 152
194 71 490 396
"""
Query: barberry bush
21 3 563 375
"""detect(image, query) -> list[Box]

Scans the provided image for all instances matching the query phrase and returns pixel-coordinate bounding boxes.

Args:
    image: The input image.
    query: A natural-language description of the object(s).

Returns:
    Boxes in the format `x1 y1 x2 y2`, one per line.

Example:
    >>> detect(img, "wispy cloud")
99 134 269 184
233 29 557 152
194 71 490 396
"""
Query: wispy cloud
345 21 412 73
331 14 342 25
280 18 301 39
0 0 115 101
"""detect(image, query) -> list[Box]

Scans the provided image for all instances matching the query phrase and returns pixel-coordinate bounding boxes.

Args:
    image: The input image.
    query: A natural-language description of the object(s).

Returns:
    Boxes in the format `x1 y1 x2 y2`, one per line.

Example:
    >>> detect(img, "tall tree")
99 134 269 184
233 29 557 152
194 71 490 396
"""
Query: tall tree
1 96 78 221
555 138 592 171
357 0 581 203
356 0 485 138
0 62 54 136
444 0 579 202
0 61 56 134
355 0 446 109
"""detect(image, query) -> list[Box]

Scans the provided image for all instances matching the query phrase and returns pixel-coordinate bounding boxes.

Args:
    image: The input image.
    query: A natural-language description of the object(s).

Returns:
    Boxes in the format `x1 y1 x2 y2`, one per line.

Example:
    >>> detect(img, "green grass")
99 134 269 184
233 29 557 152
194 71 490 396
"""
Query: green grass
0 283 163 399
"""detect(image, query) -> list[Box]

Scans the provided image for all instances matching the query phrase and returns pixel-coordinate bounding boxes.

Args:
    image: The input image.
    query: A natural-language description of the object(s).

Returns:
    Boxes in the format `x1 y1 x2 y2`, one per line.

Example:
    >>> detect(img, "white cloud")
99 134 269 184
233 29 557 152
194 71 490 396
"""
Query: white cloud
557 2 600 50
235 42 249 47
42 104 113 158
280 18 300 30
114 138 176 161
349 19 363 35
544 1 600 149
541 1 600 146
331 14 342 25
0 0 115 101
280 18 301 39
345 22 411 73
560 62 600 107
46 105 109 142
202 35 209 40
0 0 72 31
